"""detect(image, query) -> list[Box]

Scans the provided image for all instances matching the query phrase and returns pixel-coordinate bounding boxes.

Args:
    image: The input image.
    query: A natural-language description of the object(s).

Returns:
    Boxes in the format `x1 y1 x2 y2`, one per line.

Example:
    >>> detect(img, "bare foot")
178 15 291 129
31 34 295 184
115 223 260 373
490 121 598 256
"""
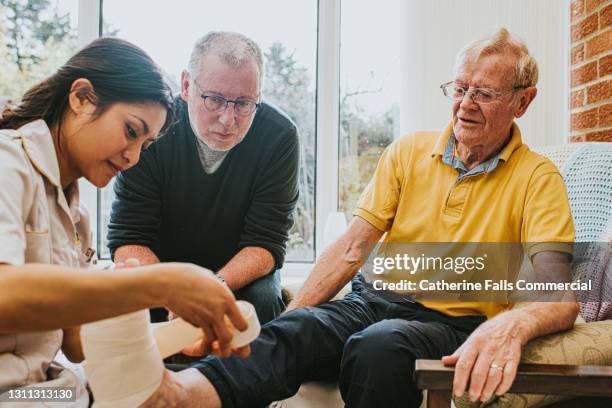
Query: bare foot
139 368 221 408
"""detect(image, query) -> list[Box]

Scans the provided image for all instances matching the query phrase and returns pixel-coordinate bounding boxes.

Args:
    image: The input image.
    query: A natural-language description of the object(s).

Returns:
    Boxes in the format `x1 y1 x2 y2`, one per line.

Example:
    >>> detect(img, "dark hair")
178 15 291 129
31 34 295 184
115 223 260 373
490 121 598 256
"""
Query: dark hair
0 37 174 133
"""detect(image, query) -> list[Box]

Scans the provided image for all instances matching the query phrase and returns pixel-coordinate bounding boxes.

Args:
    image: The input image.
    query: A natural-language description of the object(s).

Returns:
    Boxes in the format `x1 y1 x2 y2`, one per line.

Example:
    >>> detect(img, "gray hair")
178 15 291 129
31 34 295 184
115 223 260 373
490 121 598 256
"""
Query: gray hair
187 31 264 88
453 27 539 88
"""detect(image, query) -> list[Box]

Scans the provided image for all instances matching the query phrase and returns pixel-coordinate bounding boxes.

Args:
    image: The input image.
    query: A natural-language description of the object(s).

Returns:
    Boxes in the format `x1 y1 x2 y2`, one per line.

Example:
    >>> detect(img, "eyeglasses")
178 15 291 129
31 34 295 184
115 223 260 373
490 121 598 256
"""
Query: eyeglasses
440 81 525 104
192 80 260 116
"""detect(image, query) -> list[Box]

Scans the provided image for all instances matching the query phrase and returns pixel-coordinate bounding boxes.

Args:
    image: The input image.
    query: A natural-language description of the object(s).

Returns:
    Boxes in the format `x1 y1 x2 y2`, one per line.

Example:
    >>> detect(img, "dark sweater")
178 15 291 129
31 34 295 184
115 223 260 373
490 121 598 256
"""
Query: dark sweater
107 98 299 271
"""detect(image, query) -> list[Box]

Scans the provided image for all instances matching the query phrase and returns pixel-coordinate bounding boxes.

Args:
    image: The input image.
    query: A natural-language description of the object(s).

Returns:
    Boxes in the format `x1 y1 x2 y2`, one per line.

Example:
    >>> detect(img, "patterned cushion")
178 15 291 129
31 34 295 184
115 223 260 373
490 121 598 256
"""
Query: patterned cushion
454 320 612 408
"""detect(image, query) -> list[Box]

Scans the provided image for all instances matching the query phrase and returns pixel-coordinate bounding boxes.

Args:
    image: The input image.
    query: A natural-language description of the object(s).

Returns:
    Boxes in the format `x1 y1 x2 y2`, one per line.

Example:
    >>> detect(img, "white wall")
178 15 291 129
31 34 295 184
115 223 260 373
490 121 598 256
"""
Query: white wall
399 0 568 146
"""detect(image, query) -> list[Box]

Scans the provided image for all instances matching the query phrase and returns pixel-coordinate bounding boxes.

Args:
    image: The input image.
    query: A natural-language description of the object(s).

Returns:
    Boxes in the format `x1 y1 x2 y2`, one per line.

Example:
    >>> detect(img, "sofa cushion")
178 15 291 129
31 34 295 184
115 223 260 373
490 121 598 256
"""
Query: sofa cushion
454 320 612 408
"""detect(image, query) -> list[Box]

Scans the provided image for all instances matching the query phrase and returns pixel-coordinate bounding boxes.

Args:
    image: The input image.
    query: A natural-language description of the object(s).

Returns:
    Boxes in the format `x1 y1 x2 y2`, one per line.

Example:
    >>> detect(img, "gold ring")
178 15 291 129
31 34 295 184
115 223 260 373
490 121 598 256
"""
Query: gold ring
490 363 504 371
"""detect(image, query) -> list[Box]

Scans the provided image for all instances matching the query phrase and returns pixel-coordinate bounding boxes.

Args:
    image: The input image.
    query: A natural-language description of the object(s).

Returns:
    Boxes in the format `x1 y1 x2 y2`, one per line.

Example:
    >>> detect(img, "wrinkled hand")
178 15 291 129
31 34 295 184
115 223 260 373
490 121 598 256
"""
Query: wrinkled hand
442 316 523 403
164 264 248 358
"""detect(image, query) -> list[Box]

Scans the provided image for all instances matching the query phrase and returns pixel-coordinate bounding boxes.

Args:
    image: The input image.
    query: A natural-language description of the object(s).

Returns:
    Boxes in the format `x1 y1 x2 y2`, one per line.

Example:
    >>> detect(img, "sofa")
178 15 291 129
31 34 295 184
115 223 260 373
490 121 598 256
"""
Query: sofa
277 142 612 408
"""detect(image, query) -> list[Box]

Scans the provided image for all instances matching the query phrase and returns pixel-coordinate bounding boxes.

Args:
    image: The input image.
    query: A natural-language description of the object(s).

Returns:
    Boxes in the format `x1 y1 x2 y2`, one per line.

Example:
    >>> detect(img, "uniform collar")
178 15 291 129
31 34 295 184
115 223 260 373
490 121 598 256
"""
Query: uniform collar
17 120 80 223
18 120 62 187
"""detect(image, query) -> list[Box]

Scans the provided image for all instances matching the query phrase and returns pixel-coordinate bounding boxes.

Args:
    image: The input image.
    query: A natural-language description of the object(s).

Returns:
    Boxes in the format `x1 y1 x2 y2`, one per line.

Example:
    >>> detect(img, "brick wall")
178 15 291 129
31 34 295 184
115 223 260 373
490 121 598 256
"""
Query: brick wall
570 0 612 142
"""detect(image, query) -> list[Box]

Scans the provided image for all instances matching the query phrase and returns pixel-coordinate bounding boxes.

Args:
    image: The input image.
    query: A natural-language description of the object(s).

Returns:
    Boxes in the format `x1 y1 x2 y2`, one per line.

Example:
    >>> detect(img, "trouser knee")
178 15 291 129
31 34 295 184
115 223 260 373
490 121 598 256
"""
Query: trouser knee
234 270 284 324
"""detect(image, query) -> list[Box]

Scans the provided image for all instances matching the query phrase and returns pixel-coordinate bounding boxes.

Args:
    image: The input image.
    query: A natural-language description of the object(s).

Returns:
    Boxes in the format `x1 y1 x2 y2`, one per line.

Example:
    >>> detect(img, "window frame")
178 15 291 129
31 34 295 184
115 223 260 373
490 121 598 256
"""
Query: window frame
77 0 340 276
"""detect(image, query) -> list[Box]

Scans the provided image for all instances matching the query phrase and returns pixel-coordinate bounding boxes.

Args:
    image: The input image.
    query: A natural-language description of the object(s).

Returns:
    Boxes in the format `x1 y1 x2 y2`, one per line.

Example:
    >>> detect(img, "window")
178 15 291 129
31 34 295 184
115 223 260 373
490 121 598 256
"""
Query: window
338 0 400 216
98 0 318 262
1 0 573 277
0 0 78 101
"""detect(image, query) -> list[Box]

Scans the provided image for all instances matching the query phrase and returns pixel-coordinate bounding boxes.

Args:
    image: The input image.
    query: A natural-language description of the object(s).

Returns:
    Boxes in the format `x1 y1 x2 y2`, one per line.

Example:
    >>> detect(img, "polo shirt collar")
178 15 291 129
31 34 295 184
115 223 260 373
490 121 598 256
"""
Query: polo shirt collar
430 121 523 162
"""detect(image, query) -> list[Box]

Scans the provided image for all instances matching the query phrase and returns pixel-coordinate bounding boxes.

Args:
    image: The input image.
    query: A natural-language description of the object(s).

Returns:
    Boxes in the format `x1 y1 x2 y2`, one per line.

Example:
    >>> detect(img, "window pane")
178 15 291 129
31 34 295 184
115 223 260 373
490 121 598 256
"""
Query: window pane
338 0 400 216
0 0 78 101
100 0 317 262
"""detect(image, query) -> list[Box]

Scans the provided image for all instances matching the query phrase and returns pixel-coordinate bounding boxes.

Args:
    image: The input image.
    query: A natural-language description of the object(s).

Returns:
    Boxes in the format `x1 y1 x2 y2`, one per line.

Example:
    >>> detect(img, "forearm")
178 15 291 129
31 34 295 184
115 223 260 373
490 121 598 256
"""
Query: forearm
287 245 359 311
507 300 579 345
0 263 171 332
114 244 160 265
509 251 579 344
287 217 383 311
218 247 275 290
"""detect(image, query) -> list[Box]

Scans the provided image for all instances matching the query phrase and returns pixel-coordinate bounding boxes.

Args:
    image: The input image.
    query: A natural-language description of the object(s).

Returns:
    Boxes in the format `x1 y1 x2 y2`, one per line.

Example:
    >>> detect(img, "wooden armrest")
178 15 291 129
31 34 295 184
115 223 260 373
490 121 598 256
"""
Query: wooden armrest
415 359 612 397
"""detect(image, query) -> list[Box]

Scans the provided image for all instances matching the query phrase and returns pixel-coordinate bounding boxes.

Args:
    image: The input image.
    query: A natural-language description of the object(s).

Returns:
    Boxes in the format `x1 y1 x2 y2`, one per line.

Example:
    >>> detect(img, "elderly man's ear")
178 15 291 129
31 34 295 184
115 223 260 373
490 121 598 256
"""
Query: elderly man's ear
514 87 537 118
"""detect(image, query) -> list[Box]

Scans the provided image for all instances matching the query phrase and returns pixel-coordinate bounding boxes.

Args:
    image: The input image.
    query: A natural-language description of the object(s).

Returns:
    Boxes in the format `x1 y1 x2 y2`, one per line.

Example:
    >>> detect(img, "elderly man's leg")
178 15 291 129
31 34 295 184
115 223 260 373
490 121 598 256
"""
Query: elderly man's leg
190 294 381 408
339 317 481 408
233 269 284 324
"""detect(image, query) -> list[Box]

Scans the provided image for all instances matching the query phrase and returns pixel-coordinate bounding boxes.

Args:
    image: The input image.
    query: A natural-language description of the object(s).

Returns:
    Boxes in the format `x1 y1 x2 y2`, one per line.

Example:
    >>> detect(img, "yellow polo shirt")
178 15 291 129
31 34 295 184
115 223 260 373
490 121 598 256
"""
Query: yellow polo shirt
354 122 574 318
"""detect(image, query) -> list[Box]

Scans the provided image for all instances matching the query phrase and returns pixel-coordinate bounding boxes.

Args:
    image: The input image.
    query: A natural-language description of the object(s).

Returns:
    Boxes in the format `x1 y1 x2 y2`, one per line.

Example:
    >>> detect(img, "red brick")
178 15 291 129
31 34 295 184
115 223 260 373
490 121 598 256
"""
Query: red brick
599 103 612 125
570 134 586 142
586 29 612 58
571 43 586 65
585 128 612 141
571 61 598 87
600 54 612 76
572 12 599 41
572 89 586 108
601 3 612 27
587 0 606 13
587 79 612 103
571 108 599 130
571 0 585 22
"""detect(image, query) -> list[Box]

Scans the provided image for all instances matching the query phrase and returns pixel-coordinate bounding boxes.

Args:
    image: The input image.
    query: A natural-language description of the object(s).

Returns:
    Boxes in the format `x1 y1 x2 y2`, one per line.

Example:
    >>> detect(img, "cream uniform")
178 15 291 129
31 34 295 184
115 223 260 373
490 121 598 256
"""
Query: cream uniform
0 120 92 407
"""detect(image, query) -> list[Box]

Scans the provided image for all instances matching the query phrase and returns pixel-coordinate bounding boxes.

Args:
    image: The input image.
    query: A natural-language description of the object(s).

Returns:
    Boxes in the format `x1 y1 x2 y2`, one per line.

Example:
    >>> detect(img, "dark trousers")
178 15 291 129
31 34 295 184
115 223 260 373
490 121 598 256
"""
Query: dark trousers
192 275 485 408
234 269 284 325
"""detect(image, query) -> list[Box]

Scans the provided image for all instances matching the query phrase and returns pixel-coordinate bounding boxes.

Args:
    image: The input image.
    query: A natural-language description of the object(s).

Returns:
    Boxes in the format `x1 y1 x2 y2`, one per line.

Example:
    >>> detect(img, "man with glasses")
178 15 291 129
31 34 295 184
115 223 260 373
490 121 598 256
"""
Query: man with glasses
108 31 299 325
143 28 578 408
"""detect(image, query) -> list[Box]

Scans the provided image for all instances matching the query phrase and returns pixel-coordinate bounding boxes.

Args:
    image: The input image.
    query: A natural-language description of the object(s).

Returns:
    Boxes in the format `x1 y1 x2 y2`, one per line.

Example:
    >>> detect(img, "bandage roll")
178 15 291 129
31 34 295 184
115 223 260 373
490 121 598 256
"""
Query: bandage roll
81 310 164 408
153 300 261 358
230 300 261 348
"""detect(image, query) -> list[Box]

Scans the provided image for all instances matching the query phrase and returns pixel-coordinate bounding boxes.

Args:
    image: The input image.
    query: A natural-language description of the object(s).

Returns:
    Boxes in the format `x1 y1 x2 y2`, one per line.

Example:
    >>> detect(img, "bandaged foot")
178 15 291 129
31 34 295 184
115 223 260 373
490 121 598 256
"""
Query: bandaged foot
81 301 260 407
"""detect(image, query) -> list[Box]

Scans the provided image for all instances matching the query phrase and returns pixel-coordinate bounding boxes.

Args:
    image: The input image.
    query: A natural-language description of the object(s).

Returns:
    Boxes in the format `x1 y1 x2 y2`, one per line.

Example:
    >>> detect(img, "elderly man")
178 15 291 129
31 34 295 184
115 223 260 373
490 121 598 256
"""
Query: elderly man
143 28 578 408
107 32 299 324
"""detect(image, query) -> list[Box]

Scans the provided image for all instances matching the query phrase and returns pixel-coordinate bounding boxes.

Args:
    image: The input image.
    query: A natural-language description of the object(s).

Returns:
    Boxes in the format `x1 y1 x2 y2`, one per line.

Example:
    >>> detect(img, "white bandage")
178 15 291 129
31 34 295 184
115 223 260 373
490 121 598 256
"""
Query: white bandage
81 301 260 407
81 310 164 408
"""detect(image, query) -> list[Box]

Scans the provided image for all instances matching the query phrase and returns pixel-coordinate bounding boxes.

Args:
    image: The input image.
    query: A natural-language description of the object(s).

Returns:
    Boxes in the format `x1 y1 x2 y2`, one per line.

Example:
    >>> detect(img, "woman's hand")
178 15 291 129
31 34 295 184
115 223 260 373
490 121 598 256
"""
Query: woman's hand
162 264 248 357
182 337 251 359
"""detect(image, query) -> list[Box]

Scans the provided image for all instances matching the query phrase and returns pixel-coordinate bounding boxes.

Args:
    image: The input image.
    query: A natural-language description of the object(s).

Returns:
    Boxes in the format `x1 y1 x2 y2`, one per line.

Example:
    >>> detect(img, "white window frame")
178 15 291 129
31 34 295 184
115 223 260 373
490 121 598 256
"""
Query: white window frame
77 0 101 262
76 0 341 277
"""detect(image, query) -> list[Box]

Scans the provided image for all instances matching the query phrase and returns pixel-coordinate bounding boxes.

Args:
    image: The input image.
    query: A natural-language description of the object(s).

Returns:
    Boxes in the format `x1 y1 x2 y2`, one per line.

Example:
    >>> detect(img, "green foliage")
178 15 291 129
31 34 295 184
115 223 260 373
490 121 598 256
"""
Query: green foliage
263 42 395 259
263 42 316 260
0 0 76 100
338 95 394 216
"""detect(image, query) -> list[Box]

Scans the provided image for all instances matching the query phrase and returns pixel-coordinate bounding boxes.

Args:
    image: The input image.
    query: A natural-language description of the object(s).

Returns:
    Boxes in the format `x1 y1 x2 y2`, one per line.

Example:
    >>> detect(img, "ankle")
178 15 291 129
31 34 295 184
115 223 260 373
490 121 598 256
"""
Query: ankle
179 368 222 408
